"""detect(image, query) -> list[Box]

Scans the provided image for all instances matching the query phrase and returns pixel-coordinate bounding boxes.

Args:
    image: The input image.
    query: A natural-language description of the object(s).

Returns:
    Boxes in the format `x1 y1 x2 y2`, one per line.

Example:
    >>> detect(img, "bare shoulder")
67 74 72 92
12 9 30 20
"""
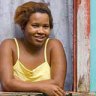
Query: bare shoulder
0 38 15 51
48 38 64 50
48 38 66 61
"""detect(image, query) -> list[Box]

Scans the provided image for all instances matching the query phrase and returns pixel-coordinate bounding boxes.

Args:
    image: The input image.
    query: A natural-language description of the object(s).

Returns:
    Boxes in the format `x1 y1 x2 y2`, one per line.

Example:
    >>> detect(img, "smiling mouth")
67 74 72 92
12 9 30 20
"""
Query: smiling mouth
34 36 45 42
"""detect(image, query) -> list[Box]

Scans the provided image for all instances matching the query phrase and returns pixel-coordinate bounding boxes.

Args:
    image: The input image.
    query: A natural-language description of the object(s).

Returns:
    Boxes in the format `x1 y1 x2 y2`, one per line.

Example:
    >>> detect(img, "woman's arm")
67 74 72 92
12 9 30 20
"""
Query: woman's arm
0 39 66 95
0 39 43 92
49 39 67 89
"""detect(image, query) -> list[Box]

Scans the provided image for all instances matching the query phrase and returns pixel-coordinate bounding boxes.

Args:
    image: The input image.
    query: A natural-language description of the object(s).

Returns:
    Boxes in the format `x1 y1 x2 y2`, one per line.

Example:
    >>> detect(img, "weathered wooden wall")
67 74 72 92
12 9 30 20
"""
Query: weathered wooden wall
77 0 90 92
73 0 77 92
0 0 73 91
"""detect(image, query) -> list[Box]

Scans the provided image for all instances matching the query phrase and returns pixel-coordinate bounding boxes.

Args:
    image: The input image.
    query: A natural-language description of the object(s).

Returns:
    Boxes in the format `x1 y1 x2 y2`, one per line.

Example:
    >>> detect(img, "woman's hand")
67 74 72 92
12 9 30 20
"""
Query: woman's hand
41 84 65 96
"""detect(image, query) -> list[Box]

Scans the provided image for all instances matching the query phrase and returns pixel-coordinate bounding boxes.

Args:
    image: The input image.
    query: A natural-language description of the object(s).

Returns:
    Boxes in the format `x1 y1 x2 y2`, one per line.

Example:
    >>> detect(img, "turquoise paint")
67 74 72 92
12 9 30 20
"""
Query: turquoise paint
90 0 96 91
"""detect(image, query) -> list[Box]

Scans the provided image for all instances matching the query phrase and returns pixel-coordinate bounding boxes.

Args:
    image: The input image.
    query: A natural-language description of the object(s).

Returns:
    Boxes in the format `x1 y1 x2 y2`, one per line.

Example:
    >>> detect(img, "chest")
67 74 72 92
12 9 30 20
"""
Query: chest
13 45 50 70
21 50 45 70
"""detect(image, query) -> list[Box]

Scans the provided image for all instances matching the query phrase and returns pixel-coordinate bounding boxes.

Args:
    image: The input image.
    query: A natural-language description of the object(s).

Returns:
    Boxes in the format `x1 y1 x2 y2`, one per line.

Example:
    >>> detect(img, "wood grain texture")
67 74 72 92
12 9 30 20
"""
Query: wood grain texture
77 0 90 92
0 92 95 96
73 0 77 92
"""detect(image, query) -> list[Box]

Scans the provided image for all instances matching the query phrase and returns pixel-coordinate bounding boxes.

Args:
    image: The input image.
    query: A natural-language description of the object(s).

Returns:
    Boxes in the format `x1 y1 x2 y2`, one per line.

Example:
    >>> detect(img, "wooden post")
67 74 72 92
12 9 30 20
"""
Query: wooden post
73 0 77 92
77 0 90 92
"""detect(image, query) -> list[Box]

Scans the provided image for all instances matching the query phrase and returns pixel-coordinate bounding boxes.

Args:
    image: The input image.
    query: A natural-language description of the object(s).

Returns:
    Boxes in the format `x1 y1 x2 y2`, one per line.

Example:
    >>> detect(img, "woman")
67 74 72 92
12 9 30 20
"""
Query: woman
0 1 67 96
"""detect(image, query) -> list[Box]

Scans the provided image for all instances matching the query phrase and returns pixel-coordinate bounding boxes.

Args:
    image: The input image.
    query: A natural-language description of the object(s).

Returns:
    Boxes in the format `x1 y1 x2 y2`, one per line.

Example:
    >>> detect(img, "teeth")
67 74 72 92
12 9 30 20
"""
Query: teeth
37 36 43 38
35 36 45 39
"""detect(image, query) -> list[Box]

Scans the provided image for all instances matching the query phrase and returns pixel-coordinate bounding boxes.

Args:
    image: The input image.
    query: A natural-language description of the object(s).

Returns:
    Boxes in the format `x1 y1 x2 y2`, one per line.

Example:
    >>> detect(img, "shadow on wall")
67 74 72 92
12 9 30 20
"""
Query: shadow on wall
0 83 2 91
14 25 24 38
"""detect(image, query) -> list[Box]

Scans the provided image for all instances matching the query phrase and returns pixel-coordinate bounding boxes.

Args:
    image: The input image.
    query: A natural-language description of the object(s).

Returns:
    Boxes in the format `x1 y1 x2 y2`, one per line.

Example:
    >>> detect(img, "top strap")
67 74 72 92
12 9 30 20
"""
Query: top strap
14 38 20 59
44 38 49 62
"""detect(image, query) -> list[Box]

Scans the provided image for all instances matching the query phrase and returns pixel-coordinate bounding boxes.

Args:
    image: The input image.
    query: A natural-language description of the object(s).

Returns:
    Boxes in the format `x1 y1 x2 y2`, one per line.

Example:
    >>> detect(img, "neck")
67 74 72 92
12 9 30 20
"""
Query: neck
22 38 44 54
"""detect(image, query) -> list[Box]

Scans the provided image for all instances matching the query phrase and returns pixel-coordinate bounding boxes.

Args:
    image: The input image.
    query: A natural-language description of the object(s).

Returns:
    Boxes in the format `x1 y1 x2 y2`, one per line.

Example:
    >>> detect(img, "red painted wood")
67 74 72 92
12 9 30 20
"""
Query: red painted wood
73 0 77 92
77 0 90 92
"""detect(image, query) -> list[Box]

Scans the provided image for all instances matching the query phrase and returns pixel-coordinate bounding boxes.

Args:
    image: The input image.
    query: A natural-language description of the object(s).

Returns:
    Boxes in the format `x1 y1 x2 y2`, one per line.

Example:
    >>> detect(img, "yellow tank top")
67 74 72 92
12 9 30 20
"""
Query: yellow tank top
13 38 51 82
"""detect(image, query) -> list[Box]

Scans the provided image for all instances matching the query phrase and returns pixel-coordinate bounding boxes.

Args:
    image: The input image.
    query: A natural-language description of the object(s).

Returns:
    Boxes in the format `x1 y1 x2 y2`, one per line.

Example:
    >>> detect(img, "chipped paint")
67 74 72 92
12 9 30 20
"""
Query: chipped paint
77 0 90 92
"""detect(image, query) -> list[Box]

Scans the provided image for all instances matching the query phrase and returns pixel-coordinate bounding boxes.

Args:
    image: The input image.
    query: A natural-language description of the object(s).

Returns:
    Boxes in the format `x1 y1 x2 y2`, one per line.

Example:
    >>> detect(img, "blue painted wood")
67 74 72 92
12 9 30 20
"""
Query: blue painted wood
90 0 96 92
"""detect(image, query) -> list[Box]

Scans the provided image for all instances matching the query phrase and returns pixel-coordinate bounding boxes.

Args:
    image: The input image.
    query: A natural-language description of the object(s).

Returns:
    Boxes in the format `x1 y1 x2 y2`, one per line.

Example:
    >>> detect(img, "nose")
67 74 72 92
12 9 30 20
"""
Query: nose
37 27 44 34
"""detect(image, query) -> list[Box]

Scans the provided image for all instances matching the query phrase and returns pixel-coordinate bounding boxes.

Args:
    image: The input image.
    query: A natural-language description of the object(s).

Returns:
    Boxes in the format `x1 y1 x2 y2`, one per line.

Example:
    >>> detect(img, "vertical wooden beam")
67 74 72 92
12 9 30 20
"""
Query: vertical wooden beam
73 0 90 92
77 0 90 92
73 0 77 92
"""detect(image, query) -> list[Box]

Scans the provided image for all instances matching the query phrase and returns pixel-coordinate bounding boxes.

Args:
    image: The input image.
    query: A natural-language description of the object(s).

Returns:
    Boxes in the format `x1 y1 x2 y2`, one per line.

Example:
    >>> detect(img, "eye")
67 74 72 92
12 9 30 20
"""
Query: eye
31 24 39 28
43 25 49 29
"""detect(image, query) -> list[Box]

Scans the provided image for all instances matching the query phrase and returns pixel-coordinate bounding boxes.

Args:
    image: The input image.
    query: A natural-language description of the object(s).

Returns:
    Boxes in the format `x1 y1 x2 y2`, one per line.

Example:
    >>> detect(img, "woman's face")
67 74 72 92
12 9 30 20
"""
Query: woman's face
24 12 51 46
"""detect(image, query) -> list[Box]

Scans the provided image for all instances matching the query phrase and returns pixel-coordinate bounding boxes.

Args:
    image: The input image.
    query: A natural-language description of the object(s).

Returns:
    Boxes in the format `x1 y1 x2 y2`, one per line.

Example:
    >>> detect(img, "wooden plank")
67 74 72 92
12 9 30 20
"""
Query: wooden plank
77 0 90 92
0 92 43 96
73 0 77 92
0 92 95 96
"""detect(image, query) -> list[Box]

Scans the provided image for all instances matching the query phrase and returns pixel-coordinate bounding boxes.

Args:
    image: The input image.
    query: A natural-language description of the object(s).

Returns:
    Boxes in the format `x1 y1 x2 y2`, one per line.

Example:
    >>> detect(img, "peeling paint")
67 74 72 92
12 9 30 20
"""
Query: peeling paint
77 0 90 92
